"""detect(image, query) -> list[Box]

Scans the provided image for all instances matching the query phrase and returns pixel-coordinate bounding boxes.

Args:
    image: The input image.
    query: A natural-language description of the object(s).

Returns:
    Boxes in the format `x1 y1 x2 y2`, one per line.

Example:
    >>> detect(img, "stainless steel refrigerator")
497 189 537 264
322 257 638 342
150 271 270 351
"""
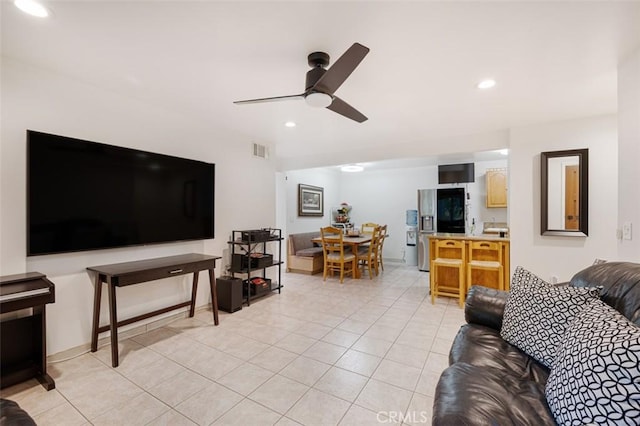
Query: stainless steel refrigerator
418 189 436 271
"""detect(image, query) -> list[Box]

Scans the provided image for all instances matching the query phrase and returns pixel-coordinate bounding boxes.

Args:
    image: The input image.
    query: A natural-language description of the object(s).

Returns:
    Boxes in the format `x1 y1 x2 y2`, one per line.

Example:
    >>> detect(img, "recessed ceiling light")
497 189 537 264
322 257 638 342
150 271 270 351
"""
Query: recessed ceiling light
499 149 509 156
14 0 49 17
341 165 364 173
284 121 296 128
478 79 496 90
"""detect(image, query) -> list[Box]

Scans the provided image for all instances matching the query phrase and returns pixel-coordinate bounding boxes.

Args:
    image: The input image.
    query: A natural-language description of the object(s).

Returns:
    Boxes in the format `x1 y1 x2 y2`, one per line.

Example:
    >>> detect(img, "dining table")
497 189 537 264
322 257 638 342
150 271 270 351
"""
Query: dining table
312 234 373 279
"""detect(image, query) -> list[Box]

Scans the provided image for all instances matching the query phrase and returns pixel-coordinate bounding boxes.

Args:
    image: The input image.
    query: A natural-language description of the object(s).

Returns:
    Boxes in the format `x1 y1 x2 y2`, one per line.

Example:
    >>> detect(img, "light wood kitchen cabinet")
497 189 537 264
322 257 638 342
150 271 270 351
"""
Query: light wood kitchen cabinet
486 168 508 208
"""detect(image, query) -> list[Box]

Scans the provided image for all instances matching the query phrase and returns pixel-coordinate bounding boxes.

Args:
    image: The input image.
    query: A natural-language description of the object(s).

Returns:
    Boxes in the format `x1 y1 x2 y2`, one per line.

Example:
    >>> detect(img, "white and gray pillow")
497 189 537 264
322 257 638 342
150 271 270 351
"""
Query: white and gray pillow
545 299 640 425
500 266 600 368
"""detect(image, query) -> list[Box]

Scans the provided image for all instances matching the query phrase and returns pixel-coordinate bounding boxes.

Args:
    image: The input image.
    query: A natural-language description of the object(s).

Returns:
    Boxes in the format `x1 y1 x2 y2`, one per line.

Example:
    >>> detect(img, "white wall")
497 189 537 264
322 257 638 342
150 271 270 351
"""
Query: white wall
341 166 435 263
509 114 619 282
0 59 277 355
464 160 509 229
283 168 342 236
618 48 640 261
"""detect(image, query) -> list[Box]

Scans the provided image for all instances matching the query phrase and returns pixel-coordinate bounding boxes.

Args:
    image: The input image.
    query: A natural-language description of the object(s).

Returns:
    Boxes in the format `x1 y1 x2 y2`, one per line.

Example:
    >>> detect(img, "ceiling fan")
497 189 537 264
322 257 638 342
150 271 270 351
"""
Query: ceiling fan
234 42 370 123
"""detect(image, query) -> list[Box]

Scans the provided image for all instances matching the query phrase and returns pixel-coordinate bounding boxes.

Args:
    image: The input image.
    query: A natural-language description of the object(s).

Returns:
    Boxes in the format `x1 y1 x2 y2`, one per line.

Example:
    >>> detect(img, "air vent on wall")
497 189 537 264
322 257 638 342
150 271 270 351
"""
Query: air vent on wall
252 142 269 159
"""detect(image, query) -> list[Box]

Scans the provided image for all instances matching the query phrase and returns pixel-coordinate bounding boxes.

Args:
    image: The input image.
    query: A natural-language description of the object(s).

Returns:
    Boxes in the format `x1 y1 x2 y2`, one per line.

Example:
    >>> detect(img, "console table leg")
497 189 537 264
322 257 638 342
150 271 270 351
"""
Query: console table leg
36 374 56 391
209 269 219 325
189 272 199 317
90 275 103 352
107 283 119 367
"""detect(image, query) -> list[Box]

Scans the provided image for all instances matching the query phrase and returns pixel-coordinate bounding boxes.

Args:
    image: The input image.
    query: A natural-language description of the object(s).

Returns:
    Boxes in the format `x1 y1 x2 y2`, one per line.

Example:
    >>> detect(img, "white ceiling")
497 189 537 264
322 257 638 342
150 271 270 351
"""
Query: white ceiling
2 1 640 171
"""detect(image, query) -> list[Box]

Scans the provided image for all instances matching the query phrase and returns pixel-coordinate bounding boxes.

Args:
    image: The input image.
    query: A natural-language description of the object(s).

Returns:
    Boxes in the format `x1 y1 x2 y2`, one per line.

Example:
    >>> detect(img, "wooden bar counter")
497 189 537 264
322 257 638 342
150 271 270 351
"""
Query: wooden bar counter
428 233 510 292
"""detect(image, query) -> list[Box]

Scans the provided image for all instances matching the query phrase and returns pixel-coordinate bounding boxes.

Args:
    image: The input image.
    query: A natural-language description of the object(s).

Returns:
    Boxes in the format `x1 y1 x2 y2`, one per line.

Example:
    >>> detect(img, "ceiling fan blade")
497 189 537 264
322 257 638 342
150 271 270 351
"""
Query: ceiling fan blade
234 93 305 104
312 43 369 95
327 96 368 123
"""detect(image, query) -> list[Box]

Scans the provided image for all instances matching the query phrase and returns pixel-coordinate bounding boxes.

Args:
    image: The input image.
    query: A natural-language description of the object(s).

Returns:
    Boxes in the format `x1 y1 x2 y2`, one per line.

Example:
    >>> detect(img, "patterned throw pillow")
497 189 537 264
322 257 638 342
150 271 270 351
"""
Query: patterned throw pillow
546 299 640 425
500 266 600 368
508 265 549 290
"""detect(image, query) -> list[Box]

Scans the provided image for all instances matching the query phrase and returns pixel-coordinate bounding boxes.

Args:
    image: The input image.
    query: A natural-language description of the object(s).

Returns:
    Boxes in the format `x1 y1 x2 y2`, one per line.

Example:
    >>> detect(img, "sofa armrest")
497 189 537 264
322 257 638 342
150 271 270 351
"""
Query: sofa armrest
464 285 509 331
0 399 36 426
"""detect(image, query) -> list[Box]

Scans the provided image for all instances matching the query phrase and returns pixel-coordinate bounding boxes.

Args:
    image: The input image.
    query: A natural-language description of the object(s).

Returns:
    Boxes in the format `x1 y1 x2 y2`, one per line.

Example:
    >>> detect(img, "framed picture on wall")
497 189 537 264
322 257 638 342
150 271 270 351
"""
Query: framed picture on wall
298 184 324 217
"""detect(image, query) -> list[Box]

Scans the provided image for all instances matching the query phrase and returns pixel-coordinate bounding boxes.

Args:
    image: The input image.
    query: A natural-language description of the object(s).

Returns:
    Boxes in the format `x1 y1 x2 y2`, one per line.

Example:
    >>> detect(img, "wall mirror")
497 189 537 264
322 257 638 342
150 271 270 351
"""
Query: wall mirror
541 148 588 236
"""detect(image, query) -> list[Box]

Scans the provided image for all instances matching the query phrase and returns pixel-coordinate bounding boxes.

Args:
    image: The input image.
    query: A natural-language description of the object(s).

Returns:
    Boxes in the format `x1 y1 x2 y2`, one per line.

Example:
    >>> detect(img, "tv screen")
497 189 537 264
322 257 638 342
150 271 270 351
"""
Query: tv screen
27 130 215 256
438 163 475 184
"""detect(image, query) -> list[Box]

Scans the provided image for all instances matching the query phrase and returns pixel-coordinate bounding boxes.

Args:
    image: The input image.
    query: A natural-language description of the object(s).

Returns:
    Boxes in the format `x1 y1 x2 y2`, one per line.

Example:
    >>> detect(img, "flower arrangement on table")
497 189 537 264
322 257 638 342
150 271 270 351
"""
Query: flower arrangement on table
336 202 351 223
338 202 351 214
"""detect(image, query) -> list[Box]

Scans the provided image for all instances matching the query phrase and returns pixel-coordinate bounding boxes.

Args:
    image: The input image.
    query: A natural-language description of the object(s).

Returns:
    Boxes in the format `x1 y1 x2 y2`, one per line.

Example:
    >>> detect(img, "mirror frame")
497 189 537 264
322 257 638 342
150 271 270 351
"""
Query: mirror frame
541 148 589 237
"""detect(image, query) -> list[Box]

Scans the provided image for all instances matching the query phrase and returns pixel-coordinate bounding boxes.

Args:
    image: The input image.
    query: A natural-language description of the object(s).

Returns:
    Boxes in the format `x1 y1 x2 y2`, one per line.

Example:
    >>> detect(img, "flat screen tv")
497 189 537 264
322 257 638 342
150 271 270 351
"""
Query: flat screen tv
27 130 215 256
438 163 475 184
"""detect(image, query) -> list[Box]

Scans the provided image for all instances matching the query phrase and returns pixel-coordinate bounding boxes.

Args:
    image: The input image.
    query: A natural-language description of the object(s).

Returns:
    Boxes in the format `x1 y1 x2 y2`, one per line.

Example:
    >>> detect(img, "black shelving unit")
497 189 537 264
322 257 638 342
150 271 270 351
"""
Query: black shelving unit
228 229 283 306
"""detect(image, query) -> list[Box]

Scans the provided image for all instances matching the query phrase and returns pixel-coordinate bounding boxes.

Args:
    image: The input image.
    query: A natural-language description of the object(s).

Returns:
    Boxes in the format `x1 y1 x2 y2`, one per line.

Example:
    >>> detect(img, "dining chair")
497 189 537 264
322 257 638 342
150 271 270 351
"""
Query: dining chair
430 239 466 307
374 224 388 274
356 222 378 253
467 240 503 292
357 226 380 279
360 222 379 235
320 226 356 283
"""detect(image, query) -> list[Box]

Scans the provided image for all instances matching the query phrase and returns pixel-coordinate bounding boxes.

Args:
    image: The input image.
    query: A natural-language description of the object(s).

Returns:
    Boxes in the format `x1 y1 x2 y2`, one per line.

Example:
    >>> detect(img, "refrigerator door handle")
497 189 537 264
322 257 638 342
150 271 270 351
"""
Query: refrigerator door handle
418 233 431 271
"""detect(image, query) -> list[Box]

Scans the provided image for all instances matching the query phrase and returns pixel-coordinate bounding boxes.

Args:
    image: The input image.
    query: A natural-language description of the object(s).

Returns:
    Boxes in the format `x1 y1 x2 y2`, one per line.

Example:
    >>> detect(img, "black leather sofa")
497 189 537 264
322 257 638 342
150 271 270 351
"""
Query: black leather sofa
0 399 36 426
432 261 640 425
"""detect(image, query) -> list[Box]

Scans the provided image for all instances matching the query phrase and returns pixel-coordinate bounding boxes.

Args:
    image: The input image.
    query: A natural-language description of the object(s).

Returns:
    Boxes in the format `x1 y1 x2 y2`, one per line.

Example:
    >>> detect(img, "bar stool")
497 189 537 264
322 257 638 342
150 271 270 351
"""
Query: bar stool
467 240 503 292
430 239 466 307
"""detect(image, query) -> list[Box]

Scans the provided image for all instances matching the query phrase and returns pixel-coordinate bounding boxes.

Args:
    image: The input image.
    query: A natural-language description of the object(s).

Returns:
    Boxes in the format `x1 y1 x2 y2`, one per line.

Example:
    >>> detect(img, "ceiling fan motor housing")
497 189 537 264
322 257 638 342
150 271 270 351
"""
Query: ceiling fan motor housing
308 51 330 67
306 51 330 90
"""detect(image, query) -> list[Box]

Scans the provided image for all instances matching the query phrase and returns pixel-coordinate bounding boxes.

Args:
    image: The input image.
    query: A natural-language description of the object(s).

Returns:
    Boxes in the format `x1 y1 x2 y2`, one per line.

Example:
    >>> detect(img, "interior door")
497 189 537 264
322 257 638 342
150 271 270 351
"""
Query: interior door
564 165 579 229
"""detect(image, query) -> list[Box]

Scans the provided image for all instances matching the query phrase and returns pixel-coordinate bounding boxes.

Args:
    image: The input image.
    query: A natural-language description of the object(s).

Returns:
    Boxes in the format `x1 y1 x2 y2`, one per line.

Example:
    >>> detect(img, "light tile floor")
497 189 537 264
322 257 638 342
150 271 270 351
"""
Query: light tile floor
1 264 464 425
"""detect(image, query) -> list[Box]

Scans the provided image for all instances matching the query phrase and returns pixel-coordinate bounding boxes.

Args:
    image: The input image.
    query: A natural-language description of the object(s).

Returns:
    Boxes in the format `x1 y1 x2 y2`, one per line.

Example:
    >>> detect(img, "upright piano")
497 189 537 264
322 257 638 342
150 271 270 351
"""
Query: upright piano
0 272 56 390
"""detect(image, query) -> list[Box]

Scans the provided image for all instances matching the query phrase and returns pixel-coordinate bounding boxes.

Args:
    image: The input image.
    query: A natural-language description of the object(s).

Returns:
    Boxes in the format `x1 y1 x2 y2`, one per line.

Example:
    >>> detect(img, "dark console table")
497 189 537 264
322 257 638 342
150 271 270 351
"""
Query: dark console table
0 272 56 390
87 253 221 367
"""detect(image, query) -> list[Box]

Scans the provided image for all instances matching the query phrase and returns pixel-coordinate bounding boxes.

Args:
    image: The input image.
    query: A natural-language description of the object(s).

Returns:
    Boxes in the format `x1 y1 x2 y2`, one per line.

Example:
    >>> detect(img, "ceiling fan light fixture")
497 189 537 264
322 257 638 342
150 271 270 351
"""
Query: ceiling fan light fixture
305 92 332 108
14 0 49 17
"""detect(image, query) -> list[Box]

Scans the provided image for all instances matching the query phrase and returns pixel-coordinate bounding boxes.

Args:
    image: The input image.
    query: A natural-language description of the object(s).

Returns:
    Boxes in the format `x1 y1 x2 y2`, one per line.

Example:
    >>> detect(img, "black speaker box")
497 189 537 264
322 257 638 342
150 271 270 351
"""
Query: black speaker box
216 276 243 313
